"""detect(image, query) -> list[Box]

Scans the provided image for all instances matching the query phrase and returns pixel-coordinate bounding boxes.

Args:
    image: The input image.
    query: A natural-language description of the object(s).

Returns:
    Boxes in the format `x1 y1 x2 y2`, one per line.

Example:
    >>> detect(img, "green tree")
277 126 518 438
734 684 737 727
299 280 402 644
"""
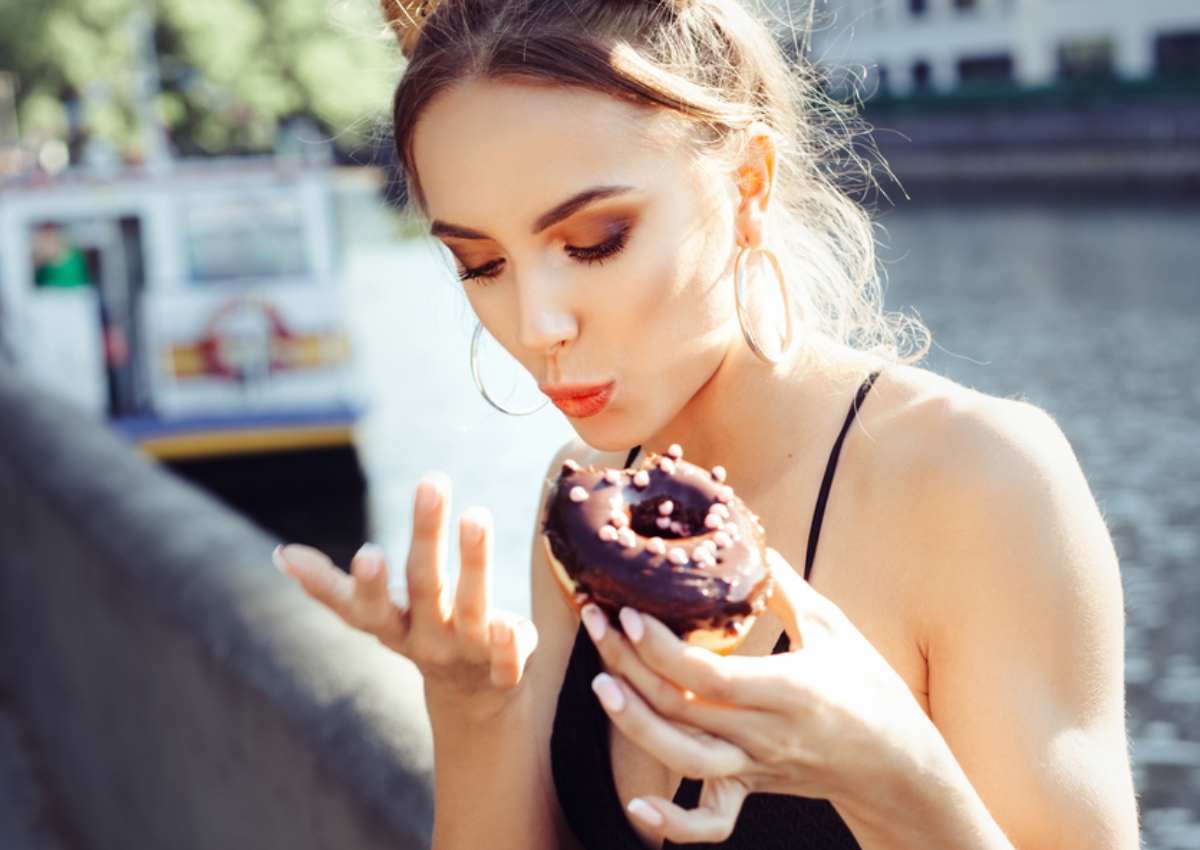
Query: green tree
0 0 399 158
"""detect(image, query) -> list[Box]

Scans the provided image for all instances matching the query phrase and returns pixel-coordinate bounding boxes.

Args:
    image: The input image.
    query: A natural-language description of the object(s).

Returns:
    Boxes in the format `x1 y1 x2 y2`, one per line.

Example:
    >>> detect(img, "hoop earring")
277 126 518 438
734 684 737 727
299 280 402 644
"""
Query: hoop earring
470 322 549 416
734 246 794 365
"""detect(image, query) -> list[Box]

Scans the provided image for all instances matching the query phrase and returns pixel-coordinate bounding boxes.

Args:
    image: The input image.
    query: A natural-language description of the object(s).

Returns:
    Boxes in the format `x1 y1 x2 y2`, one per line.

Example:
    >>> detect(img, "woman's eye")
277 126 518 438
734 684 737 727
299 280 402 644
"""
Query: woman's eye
565 225 630 265
458 258 505 283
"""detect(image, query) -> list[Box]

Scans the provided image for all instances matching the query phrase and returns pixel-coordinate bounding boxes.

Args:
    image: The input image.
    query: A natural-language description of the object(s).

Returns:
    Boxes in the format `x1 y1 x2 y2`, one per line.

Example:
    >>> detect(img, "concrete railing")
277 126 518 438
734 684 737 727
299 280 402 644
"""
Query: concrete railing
0 359 434 850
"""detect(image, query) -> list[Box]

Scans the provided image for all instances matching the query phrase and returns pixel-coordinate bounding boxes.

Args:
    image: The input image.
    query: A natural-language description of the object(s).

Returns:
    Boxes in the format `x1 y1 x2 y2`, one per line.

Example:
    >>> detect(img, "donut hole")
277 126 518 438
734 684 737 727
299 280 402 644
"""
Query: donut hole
628 496 712 540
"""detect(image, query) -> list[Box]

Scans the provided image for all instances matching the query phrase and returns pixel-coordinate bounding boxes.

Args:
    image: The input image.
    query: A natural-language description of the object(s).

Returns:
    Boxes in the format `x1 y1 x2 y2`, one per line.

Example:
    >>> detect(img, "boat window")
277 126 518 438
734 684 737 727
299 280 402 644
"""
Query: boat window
184 197 308 281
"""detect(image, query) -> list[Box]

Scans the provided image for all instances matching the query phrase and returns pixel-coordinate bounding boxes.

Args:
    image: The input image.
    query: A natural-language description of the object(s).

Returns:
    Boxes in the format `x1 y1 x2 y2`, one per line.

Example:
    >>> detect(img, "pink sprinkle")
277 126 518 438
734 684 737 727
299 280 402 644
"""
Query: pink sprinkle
617 528 637 548
659 457 676 475
656 516 672 530
692 546 715 565
709 503 730 519
569 486 589 502
563 459 581 473
658 500 674 516
670 521 686 535
704 513 723 530
599 525 619 542
647 537 666 555
666 444 683 460
702 539 718 552
604 469 621 485
667 547 689 566
713 531 732 548
712 466 727 483
610 512 629 528
716 485 733 503
574 592 589 606
633 470 650 489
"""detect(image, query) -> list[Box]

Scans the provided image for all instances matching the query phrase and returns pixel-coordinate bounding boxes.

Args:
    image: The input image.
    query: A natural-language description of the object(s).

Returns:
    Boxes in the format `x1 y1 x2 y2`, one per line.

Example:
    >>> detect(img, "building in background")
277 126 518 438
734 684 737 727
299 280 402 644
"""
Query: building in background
810 0 1200 98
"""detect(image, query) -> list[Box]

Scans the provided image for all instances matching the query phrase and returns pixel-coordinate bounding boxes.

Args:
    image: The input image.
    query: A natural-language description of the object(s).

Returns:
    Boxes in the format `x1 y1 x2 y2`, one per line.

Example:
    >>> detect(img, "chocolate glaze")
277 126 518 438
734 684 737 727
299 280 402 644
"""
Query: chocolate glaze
542 452 772 637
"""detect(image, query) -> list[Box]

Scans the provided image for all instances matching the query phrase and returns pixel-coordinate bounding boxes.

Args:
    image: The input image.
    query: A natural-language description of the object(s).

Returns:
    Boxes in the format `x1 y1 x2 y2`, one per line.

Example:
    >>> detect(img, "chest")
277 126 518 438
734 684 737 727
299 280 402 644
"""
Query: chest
606 496 930 848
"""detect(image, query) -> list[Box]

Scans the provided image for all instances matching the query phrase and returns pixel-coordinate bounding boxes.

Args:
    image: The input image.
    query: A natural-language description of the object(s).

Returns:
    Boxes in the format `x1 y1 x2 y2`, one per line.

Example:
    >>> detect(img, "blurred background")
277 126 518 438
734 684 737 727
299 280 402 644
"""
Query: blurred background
0 0 1198 847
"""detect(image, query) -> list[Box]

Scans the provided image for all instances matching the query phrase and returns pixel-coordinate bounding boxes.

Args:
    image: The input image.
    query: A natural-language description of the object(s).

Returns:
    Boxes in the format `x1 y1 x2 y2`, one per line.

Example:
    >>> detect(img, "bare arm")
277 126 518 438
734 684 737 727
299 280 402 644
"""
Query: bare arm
574 393 1137 848
276 440 594 850
885 398 1138 849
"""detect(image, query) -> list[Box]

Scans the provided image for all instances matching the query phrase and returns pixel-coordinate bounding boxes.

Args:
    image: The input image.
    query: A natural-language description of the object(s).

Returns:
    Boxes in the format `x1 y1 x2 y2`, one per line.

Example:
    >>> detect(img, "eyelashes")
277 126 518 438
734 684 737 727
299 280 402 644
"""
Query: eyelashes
458 225 631 284
458 258 504 282
565 224 630 265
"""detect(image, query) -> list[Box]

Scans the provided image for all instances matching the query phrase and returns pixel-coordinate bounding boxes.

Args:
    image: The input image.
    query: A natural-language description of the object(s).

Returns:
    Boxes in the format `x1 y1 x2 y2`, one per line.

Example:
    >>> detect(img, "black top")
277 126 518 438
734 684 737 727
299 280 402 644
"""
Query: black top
550 372 879 849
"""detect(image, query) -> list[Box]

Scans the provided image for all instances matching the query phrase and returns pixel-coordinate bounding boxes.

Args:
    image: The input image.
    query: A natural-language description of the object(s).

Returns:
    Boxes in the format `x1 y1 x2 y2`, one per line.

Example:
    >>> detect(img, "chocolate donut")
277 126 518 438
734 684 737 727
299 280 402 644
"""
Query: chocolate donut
542 445 772 654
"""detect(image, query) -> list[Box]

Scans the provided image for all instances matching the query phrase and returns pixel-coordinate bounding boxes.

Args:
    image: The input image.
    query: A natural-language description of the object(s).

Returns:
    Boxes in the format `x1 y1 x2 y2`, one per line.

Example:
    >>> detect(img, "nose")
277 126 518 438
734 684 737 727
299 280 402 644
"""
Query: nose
512 266 577 355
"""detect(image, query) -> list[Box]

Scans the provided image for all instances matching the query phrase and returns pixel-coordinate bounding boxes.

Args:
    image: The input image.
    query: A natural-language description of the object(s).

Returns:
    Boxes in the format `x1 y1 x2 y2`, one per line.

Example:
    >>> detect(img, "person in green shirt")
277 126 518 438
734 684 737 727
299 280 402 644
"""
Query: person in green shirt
32 223 91 288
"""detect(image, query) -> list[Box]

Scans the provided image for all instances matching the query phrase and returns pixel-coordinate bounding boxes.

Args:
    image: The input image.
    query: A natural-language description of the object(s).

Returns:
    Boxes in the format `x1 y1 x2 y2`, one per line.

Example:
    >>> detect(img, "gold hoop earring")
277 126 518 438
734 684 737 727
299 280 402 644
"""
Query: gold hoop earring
470 322 549 416
734 246 794 365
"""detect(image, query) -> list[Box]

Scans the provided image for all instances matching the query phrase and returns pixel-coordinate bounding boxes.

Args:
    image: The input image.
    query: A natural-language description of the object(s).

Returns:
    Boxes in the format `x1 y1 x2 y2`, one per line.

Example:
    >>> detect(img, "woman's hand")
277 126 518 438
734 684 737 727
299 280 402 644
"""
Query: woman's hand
273 473 539 701
582 549 939 845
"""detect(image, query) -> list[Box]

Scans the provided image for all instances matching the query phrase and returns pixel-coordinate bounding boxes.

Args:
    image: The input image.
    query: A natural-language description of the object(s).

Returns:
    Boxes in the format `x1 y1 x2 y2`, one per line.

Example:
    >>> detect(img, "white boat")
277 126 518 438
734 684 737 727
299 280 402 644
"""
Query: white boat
0 158 359 461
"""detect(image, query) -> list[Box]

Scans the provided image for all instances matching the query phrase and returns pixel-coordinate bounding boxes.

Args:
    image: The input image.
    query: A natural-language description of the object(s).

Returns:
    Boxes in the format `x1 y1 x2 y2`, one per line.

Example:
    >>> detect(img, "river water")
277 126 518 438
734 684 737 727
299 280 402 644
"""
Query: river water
339 196 1200 846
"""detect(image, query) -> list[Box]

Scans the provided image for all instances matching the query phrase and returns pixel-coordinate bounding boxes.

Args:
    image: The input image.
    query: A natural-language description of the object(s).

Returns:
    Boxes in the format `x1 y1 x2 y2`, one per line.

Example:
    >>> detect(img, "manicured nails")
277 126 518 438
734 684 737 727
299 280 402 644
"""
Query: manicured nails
627 798 664 828
581 604 608 641
618 608 644 643
415 472 447 513
271 545 289 574
460 507 490 548
353 543 383 582
489 619 512 647
592 673 625 713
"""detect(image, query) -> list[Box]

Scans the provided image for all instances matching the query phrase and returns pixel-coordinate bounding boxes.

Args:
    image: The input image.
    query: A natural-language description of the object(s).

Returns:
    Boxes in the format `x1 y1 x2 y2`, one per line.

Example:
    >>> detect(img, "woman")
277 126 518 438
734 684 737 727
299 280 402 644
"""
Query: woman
275 0 1140 847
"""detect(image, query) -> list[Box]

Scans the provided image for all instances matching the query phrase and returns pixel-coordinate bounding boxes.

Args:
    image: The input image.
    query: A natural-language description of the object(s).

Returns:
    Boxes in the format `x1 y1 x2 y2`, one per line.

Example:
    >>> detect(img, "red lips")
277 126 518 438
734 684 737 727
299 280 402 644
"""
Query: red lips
539 382 615 419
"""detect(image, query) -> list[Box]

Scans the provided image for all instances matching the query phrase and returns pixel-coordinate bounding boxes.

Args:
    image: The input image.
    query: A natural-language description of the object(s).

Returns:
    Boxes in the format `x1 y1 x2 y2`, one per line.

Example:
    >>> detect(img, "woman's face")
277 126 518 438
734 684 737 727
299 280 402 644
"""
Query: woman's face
412 79 743 452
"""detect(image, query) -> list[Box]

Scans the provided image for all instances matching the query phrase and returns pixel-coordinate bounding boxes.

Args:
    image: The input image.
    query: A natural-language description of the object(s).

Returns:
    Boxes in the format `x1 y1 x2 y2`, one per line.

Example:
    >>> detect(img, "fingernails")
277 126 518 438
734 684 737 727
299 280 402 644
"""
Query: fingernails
271 545 290 574
627 798 664 828
416 473 445 513
357 542 385 560
460 509 486 547
489 619 511 647
619 608 644 643
354 544 382 582
581 605 607 641
592 673 626 713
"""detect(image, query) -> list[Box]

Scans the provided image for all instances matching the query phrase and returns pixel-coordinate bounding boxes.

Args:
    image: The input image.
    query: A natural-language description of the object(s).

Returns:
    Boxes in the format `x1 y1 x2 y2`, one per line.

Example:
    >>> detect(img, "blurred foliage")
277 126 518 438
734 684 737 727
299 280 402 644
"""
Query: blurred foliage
0 0 400 157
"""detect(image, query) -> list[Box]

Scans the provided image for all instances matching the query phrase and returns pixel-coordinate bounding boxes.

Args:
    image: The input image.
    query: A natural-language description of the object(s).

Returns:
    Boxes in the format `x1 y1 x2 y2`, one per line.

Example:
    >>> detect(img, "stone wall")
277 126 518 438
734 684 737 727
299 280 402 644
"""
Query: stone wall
0 359 434 850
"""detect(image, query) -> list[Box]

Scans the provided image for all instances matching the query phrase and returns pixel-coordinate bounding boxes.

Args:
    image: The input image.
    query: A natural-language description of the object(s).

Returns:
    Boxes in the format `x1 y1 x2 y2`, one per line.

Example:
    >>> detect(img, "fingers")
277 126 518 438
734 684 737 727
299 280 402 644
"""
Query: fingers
276 543 412 652
488 612 539 689
406 472 452 631
349 543 410 653
628 776 751 845
591 671 752 779
455 507 493 644
348 542 393 627
612 608 792 712
274 544 354 618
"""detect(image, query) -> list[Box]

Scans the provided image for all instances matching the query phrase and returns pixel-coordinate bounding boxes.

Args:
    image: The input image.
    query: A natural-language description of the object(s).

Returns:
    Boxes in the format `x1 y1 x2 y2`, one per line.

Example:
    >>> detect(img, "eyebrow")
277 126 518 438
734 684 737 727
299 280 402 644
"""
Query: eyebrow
429 185 635 241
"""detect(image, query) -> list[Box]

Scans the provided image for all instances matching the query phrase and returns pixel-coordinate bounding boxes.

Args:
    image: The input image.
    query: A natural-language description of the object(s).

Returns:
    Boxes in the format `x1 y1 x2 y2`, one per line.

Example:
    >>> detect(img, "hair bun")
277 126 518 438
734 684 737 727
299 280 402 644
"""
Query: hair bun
381 0 442 58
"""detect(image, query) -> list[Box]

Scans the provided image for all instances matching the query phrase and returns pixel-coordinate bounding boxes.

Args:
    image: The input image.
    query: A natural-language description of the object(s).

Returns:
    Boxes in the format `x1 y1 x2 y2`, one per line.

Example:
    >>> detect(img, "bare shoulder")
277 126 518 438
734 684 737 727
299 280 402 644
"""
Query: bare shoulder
866 367 1075 480
850 367 1135 847
859 367 1108 547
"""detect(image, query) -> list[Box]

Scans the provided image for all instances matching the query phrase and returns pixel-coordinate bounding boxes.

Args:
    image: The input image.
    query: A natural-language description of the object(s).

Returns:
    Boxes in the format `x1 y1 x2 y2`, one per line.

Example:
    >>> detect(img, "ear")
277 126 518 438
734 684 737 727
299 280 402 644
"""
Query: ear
733 122 777 250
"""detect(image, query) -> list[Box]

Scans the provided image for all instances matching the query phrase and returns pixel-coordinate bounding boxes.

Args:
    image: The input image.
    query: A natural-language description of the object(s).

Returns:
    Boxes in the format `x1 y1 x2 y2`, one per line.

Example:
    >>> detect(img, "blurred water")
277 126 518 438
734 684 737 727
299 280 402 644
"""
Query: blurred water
341 196 1200 842
877 202 1200 846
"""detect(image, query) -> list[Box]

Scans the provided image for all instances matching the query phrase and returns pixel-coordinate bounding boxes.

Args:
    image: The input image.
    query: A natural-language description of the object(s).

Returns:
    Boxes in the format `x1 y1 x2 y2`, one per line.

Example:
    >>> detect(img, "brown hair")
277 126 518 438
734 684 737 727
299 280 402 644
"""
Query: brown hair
383 0 926 363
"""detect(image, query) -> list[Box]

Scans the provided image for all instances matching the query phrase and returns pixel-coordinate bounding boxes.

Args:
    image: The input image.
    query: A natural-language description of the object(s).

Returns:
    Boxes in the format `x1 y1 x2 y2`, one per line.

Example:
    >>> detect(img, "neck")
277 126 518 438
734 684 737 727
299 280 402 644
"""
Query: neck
643 333 876 499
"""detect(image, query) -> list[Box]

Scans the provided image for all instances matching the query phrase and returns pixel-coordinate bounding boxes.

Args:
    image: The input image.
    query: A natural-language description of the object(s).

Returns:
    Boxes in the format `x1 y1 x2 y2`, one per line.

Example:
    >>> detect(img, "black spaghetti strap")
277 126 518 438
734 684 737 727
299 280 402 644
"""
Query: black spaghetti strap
804 371 879 581
623 446 641 469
